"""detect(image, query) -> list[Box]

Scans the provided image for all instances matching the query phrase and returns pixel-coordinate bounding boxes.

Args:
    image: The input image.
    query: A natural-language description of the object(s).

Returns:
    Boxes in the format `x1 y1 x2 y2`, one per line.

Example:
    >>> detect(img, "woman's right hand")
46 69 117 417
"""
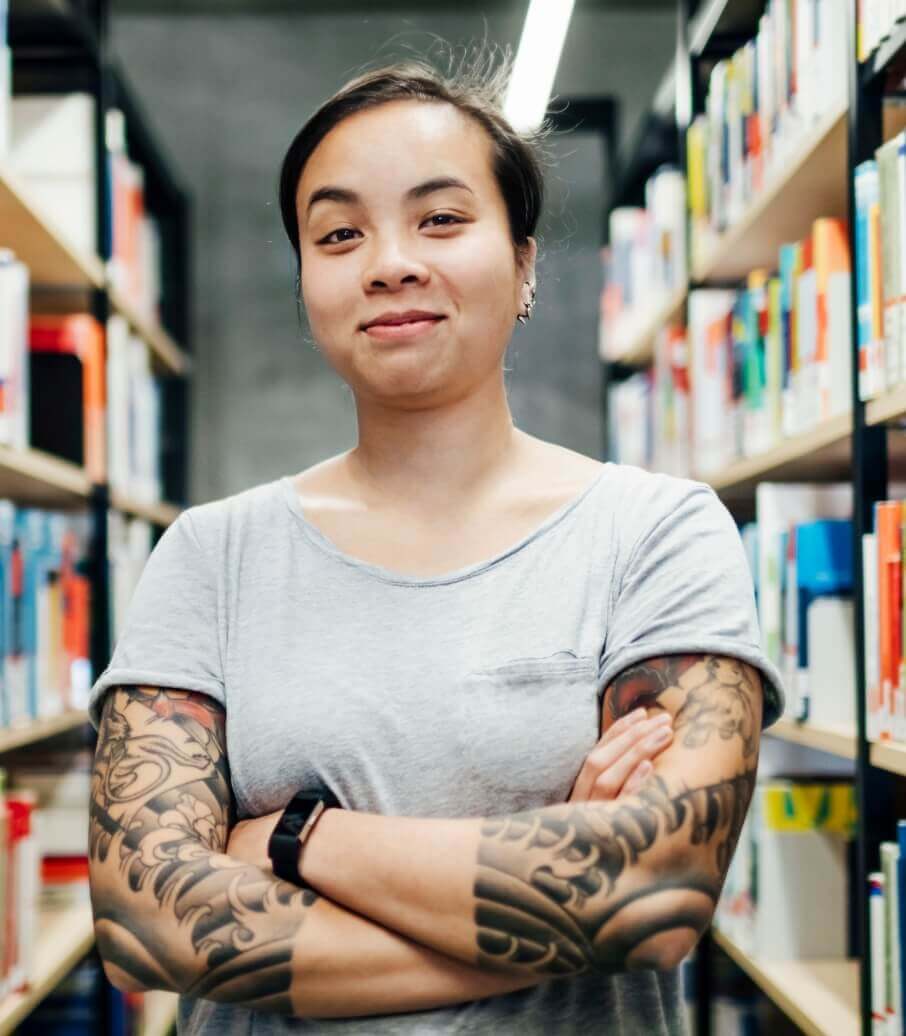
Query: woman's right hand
566 707 674 804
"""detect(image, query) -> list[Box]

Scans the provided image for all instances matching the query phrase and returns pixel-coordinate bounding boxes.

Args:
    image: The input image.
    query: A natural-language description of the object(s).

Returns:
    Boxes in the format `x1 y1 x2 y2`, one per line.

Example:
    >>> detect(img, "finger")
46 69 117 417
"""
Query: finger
600 706 649 744
622 759 653 795
588 725 674 801
571 715 671 802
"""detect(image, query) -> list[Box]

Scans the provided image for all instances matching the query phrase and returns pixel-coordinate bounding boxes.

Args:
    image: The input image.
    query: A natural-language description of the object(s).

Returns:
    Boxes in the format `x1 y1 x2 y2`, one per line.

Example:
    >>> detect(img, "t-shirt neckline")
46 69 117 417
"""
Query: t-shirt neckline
278 464 610 587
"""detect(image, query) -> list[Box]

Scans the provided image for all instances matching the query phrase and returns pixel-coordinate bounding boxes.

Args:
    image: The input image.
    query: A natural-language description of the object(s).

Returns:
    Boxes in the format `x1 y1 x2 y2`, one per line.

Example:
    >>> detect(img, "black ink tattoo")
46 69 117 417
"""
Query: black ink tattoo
604 654 762 760
90 687 316 1012
474 769 755 976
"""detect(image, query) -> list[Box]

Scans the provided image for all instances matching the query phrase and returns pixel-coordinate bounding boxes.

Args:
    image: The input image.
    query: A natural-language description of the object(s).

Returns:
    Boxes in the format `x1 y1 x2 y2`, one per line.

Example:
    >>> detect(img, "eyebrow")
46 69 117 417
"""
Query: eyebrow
305 176 474 217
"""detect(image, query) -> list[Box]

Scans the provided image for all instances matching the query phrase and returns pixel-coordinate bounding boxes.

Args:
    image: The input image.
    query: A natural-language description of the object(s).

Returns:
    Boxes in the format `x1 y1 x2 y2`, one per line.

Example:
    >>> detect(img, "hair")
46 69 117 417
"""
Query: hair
277 40 552 288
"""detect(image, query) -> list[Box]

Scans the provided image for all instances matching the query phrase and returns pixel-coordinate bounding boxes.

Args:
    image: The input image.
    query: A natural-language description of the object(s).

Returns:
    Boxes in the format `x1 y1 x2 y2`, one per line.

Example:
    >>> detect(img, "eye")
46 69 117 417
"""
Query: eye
317 227 360 245
422 213 465 229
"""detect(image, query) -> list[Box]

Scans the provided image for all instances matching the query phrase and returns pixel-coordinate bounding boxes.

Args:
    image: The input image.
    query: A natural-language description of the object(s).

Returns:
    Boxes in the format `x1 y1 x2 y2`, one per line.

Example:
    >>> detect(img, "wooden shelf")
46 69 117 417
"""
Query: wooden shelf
0 710 89 754
870 738 906 776
0 162 105 289
0 901 94 1036
111 491 182 528
108 285 192 378
602 285 687 366
0 445 92 508
866 383 906 426
697 412 853 497
767 717 857 760
691 100 849 284
712 927 860 1036
142 990 178 1036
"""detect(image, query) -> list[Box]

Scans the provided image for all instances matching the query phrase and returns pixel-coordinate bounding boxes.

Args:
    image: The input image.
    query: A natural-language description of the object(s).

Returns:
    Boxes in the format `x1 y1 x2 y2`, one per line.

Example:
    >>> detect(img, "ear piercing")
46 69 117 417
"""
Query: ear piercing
517 281 536 324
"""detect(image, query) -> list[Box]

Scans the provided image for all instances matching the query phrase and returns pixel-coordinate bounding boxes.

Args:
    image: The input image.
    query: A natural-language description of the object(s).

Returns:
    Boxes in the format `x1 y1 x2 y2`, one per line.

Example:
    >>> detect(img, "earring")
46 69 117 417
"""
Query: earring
516 281 536 325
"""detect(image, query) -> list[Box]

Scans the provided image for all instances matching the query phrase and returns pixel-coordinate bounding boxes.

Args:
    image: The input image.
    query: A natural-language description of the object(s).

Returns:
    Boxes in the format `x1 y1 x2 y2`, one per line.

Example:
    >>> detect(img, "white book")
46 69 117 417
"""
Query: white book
881 842 902 1035
828 269 853 417
871 872 887 1036
807 597 856 731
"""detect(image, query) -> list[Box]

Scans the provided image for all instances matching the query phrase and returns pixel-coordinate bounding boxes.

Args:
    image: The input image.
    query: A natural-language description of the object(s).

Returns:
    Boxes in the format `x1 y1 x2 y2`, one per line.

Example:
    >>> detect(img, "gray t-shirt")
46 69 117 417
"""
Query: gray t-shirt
88 461 785 1036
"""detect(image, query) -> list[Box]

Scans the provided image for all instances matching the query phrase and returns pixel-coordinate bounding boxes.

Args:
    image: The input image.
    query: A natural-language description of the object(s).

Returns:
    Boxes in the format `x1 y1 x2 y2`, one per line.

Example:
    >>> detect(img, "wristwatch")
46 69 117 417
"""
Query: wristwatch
268 788 341 887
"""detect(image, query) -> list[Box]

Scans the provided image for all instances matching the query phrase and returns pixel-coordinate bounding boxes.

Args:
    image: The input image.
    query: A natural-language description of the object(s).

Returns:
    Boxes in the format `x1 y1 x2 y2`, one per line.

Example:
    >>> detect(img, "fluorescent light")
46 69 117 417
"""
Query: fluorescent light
503 0 576 132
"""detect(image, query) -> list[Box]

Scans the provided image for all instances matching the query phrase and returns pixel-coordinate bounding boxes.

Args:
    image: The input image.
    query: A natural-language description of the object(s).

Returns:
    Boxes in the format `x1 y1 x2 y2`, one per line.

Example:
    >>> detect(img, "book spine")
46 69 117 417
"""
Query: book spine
872 872 888 1035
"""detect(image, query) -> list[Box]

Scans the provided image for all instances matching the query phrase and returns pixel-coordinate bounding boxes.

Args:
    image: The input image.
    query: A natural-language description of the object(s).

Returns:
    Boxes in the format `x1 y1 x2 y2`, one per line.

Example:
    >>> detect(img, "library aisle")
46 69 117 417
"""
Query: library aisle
4 0 906 1034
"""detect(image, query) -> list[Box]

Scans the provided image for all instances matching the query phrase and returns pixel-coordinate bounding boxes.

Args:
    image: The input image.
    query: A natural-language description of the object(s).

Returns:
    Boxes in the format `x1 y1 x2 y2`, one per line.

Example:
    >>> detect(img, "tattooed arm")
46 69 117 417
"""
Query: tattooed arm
89 685 556 1016
294 652 763 977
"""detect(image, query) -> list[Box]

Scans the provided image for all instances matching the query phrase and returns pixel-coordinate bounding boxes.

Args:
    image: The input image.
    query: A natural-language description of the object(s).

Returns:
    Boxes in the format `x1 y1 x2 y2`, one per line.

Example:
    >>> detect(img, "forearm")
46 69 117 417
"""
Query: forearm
92 844 542 1018
299 771 752 978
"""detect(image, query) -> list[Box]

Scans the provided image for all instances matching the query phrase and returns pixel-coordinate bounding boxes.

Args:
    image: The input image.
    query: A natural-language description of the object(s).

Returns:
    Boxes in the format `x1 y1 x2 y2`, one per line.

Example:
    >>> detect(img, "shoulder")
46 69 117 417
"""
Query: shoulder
605 463 725 536
171 476 288 556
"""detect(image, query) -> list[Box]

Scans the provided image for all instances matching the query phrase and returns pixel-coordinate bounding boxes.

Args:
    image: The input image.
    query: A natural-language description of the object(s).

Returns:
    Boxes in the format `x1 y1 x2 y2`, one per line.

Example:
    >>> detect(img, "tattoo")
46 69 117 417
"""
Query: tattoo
90 687 315 1012
604 654 761 760
474 769 755 976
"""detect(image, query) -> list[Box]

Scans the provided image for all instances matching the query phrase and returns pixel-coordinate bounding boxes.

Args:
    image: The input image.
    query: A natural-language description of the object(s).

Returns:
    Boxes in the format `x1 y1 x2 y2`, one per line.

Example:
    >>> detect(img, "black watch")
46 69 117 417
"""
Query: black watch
267 788 341 886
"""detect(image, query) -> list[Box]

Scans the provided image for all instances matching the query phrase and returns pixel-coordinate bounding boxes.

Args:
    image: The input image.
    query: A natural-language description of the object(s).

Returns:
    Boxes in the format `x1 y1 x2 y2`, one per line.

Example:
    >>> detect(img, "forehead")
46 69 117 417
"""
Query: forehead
297 100 496 207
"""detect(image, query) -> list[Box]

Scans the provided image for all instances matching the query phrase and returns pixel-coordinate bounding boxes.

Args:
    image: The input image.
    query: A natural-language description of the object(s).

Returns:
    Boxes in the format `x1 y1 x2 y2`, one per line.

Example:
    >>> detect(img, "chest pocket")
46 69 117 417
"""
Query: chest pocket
453 652 601 814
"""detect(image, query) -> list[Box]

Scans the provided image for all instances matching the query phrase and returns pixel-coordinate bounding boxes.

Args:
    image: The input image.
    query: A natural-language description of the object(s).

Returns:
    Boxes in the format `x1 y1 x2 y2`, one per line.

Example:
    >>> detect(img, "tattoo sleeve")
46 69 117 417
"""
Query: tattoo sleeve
89 686 317 1013
473 654 763 976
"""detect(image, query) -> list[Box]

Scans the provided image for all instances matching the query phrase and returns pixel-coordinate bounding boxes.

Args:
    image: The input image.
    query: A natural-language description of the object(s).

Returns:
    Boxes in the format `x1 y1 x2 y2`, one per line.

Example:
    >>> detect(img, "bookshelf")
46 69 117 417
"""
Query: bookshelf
767 717 858 761
711 927 860 1036
0 902 95 1036
601 4 904 1036
0 0 195 1030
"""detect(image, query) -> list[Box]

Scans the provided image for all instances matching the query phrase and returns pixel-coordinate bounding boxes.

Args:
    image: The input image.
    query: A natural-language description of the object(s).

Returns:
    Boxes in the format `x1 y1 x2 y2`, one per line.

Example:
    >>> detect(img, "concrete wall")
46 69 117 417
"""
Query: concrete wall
109 8 675 503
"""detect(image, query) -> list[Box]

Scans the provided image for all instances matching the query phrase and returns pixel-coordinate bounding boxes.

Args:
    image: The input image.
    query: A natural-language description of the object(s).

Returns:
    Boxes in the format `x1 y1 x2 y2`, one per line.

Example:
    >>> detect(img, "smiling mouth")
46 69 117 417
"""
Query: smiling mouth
364 317 446 339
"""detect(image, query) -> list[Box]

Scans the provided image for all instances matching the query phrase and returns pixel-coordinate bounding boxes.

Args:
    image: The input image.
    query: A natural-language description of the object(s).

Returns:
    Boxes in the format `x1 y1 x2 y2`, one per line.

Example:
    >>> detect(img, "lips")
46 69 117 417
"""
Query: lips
363 311 445 329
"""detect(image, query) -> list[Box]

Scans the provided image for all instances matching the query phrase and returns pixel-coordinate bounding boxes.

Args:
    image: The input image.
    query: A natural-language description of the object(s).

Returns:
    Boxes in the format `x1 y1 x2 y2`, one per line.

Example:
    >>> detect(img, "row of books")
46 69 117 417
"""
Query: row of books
870 825 906 1036
0 82 163 328
686 0 847 268
715 778 856 960
599 166 686 360
0 254 166 501
859 1 906 63
606 215 853 476
853 125 906 401
108 509 155 650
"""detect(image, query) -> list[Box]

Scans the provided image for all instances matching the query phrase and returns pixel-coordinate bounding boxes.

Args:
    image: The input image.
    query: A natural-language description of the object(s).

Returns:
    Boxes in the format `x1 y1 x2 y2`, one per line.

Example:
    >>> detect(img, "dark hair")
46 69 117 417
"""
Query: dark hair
277 45 549 284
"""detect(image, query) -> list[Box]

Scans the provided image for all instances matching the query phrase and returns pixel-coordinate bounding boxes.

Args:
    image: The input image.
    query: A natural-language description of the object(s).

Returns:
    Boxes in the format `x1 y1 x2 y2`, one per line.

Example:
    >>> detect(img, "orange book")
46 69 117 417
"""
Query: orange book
29 315 107 484
878 501 903 738
813 217 850 420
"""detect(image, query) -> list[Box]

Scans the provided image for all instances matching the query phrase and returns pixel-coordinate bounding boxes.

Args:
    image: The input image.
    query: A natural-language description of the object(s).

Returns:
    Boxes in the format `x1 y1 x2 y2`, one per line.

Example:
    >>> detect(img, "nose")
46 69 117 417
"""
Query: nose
362 234 430 291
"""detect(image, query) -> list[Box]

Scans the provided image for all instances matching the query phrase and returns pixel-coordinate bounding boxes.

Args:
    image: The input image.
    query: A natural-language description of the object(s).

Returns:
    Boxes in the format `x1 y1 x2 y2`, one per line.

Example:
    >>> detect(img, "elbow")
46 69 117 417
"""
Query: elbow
91 907 178 996
592 878 714 974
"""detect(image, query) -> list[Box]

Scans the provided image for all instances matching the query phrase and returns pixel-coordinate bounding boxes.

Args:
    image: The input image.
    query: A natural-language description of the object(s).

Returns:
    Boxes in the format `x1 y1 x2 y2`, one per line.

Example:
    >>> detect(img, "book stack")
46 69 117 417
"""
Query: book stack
689 218 852 476
859 2 906 63
860 499 906 742
716 778 856 959
107 509 153 651
686 0 847 268
29 315 107 485
607 323 691 477
868 822 906 1036
106 108 163 328
852 137 906 400
599 166 686 360
753 483 855 726
107 314 164 504
0 502 93 727
6 94 98 260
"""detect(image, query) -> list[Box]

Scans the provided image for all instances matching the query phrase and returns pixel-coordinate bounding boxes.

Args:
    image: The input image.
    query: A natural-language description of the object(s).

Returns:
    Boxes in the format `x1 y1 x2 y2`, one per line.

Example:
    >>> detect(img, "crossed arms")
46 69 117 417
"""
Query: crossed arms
88 653 763 1018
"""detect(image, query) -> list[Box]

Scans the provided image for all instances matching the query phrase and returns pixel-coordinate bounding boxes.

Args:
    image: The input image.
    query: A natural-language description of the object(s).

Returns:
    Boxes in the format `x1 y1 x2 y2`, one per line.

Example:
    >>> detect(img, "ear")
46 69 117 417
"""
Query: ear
519 236 538 286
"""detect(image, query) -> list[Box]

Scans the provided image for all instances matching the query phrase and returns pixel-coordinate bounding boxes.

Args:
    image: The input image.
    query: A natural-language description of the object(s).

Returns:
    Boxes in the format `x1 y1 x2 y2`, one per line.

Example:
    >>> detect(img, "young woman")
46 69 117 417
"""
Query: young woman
87 50 784 1035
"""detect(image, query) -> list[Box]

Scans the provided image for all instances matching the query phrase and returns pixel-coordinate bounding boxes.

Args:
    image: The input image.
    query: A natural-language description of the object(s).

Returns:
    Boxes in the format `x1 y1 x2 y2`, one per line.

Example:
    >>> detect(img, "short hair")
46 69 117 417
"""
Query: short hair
277 44 549 282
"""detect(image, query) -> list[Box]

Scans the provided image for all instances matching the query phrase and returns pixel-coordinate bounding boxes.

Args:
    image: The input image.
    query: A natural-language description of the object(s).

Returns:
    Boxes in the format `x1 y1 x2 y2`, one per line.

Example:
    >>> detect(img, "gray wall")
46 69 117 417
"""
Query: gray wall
109 8 675 504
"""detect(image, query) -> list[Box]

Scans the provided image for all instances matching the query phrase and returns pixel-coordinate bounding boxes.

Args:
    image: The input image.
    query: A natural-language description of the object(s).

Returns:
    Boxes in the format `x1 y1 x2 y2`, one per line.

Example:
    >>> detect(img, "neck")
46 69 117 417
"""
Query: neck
346 376 527 516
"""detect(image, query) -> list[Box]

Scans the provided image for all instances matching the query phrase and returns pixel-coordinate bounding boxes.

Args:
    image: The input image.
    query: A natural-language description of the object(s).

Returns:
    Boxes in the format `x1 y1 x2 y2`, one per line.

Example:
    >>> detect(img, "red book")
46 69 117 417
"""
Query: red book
877 501 903 738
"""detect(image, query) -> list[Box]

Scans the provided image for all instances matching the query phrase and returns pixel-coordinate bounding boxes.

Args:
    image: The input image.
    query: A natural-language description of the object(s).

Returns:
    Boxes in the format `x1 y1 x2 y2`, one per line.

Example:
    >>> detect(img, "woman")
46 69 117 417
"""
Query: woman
87 48 784 1035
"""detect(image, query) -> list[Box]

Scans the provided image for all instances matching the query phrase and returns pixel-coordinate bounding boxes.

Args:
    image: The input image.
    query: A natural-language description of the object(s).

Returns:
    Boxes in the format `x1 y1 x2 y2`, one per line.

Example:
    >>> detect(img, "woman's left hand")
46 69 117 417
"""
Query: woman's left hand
225 810 283 872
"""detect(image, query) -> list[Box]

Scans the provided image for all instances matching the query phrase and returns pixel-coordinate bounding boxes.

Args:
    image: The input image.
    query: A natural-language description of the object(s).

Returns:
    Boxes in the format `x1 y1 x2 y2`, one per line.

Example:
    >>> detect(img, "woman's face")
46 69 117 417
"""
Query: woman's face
296 99 536 406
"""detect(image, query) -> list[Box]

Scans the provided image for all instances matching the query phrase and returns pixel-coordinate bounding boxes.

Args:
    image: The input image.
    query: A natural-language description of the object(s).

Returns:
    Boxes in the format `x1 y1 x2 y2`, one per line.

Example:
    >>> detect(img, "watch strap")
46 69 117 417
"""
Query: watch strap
268 789 340 886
